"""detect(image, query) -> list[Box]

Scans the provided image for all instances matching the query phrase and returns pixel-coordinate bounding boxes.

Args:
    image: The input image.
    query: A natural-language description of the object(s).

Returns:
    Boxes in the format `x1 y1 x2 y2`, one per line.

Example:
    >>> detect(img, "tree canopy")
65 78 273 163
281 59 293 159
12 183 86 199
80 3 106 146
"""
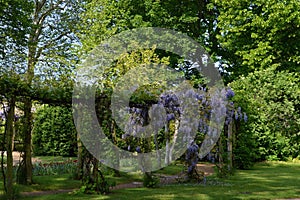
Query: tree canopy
215 0 300 80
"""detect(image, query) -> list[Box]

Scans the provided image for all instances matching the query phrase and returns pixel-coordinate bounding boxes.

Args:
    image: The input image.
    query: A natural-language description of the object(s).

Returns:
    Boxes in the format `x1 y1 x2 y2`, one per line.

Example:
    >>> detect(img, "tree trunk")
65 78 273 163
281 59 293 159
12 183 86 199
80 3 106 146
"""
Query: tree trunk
24 97 33 184
111 120 120 176
17 0 39 184
145 136 152 171
169 118 179 162
154 134 161 169
6 97 16 200
164 123 170 165
92 157 99 192
227 121 233 171
17 97 33 185
75 106 83 180
76 133 83 180
218 135 223 167
17 35 35 184
80 148 109 194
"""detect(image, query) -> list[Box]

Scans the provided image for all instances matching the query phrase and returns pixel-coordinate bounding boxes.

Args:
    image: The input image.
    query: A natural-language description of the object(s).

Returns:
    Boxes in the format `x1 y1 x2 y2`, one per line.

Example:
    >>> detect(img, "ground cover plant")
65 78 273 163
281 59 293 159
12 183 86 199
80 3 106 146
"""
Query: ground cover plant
32 160 77 176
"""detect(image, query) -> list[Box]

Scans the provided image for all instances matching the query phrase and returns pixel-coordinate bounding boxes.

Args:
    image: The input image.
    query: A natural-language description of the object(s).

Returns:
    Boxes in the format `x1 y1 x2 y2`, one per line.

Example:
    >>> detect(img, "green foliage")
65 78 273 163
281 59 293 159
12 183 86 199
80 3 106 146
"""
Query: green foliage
78 0 221 87
230 67 300 162
233 124 258 169
0 0 79 104
216 164 233 179
0 0 33 69
78 177 115 195
32 105 77 157
0 185 20 200
79 167 115 195
143 172 159 188
79 0 220 54
215 0 300 80
32 160 77 176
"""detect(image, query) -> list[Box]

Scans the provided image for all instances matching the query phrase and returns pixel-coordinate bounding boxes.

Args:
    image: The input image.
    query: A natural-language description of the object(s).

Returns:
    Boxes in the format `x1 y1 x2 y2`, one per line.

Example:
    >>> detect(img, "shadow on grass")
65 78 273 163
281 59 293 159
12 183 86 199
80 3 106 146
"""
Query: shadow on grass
13 162 300 200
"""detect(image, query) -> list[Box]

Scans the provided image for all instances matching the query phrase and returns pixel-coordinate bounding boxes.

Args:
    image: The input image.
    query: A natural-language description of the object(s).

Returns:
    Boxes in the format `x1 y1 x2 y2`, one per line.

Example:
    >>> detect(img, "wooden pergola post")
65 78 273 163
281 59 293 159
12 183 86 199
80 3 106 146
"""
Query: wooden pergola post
227 121 233 172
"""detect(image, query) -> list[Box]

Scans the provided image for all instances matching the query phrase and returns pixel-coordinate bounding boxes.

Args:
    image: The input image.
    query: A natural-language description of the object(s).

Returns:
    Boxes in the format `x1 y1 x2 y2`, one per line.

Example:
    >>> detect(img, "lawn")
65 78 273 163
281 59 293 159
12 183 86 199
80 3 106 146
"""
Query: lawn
1 159 300 200
33 156 77 163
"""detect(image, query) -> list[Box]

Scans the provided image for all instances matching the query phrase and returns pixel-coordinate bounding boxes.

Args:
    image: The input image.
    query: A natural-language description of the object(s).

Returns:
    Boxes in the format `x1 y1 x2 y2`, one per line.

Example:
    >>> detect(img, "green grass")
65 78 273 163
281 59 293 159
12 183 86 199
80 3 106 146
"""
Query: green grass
18 161 300 200
154 161 185 175
0 174 81 198
1 161 300 199
18 174 81 192
33 156 77 163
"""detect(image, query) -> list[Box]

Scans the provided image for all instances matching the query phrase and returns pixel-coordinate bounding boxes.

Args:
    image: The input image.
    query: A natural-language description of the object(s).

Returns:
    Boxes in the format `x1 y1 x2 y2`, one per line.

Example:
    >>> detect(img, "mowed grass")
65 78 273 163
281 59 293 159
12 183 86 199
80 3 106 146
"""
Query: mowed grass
16 161 300 200
0 174 81 198
33 156 77 163
18 174 81 192
154 161 186 175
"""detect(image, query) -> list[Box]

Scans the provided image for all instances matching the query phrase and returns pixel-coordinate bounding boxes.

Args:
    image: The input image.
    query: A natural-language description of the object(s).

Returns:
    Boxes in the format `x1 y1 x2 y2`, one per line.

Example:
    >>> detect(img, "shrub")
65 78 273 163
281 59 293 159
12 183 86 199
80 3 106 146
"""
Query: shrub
230 67 300 163
32 105 77 157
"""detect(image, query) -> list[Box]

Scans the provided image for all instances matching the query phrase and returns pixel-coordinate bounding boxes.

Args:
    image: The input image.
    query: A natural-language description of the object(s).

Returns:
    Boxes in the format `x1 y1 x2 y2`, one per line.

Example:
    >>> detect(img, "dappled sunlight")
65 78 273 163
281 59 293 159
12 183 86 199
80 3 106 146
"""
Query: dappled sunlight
5 161 298 200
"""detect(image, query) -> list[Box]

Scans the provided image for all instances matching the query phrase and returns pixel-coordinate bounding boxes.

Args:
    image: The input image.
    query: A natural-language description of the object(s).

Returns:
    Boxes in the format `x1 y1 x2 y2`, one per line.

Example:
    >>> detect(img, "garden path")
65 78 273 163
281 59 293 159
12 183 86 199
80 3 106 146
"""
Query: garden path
4 152 300 199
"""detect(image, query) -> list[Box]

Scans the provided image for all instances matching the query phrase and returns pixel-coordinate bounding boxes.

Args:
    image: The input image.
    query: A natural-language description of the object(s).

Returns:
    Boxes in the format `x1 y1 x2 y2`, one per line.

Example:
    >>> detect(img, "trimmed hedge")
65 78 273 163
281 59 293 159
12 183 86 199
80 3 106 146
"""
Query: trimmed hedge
32 105 77 157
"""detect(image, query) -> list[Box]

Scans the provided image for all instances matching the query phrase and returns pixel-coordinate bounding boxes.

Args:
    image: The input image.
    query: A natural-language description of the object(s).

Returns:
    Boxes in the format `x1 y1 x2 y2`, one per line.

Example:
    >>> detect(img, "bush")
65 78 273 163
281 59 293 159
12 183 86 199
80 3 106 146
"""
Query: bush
230 67 300 164
233 122 258 169
32 105 77 157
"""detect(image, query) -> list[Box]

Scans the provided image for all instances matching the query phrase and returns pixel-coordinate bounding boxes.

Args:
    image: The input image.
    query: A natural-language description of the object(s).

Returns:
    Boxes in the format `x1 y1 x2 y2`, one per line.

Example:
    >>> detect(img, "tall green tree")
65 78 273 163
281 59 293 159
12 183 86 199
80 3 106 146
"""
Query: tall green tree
0 1 32 198
1 0 81 185
215 0 300 81
20 0 80 184
79 0 221 57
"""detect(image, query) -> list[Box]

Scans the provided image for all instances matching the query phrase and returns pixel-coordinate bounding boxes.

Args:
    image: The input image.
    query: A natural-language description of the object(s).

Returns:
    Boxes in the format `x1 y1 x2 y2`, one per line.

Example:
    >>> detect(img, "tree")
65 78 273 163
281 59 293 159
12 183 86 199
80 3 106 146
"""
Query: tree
215 0 300 81
230 67 300 161
0 0 33 66
1 0 80 186
0 1 32 198
78 0 222 57
16 0 80 185
0 95 16 200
